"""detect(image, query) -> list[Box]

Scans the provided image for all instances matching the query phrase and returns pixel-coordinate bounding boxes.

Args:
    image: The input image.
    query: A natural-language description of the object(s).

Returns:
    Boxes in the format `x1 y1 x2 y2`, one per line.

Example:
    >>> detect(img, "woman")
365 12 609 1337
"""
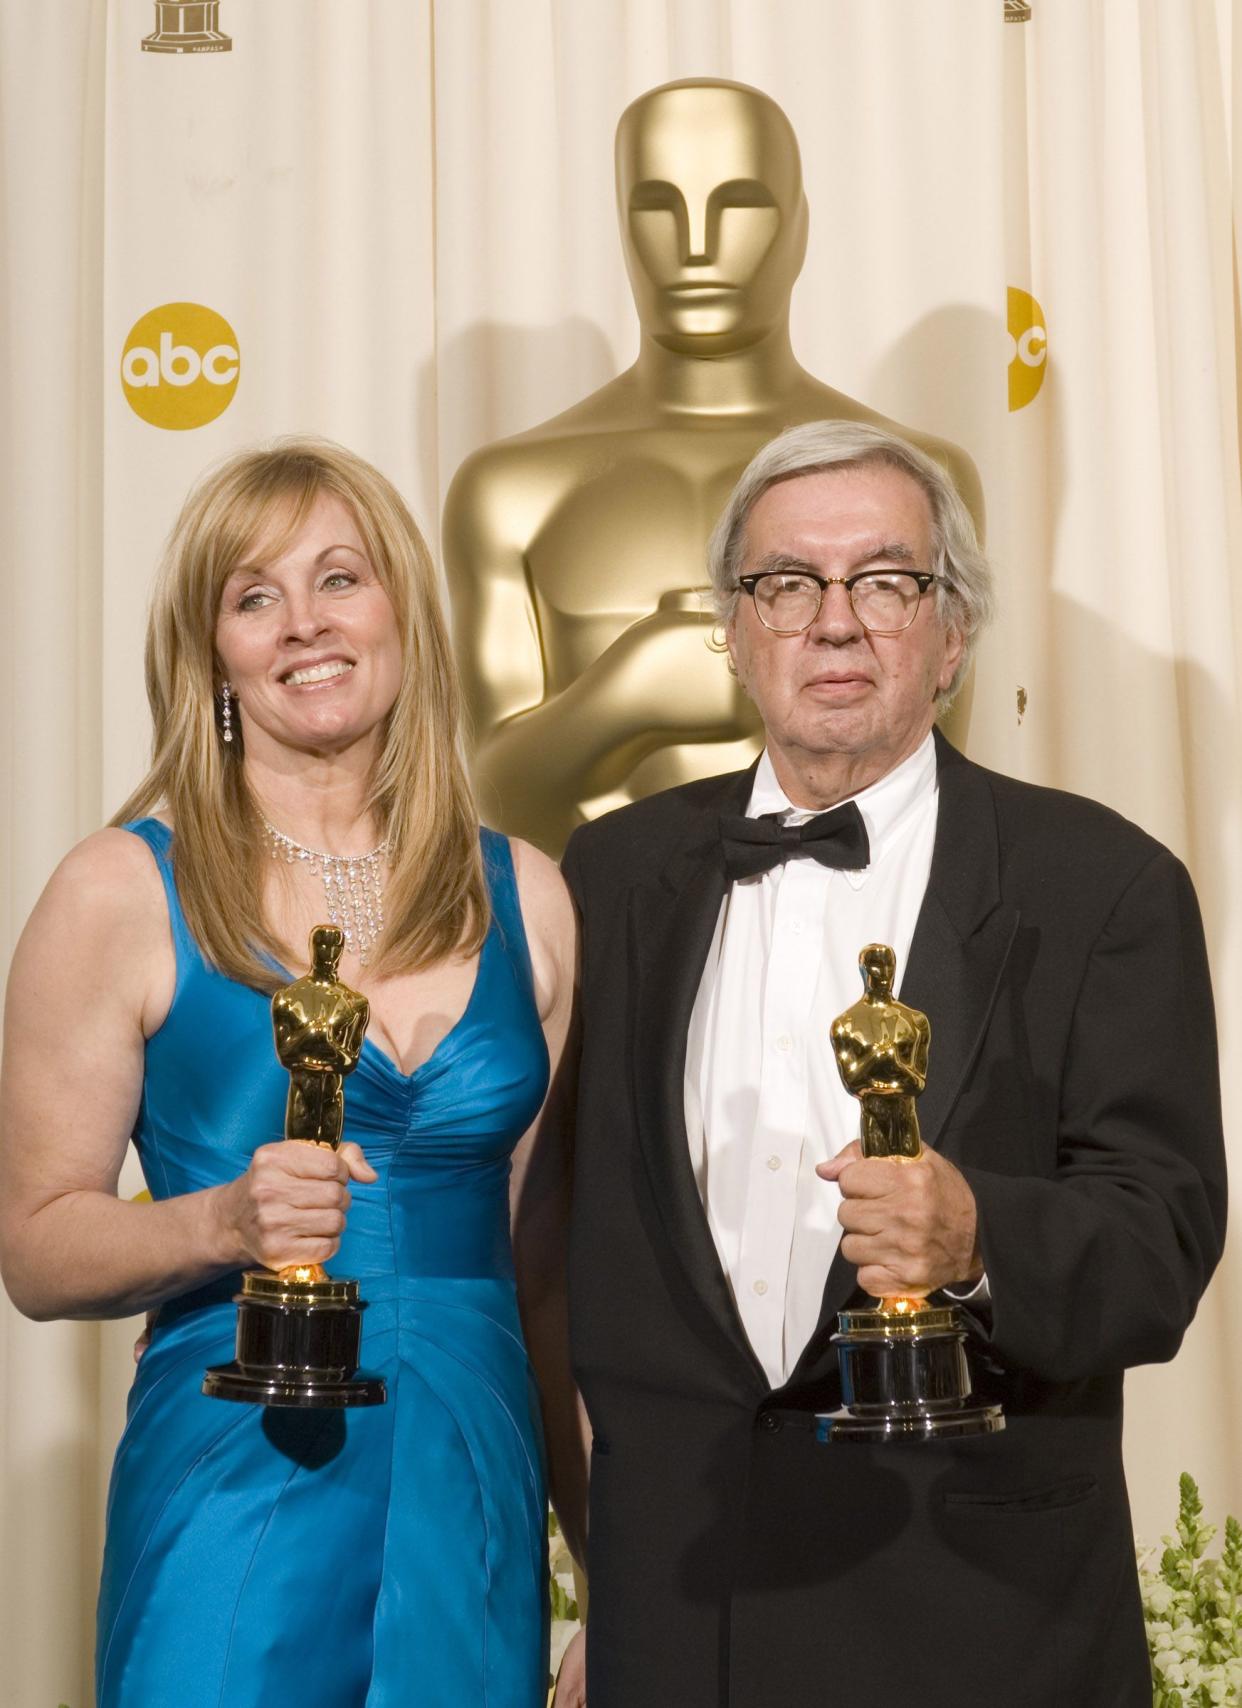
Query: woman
0 440 587 1706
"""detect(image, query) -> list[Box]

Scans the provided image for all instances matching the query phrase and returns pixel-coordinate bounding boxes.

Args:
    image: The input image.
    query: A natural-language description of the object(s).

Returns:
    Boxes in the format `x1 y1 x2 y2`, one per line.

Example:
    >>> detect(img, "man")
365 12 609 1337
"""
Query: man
561 420 1226 1707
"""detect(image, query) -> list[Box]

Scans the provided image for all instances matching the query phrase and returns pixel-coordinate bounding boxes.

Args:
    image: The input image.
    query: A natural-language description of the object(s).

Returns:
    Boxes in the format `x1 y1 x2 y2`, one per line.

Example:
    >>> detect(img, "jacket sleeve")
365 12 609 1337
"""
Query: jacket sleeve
963 848 1227 1383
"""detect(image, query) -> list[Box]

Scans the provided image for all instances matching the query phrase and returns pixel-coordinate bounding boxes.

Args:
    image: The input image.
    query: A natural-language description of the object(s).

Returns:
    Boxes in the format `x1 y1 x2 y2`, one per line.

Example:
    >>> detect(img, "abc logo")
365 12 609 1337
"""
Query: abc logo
121 302 240 430
1007 286 1046 412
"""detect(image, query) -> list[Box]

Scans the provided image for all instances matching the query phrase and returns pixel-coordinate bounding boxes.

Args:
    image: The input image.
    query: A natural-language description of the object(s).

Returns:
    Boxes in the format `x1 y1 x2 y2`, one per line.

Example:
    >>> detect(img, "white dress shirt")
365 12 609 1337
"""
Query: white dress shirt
684 734 939 1389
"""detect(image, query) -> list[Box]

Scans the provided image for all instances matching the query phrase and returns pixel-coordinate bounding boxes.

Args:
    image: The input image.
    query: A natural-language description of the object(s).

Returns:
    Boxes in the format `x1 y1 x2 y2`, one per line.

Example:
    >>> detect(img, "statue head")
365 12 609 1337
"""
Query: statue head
310 924 345 977
615 79 808 356
859 942 896 996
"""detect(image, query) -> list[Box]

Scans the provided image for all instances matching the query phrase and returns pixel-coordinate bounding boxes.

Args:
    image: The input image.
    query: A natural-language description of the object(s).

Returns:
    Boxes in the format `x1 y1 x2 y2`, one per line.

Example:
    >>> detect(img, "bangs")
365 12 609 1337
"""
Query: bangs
207 463 329 611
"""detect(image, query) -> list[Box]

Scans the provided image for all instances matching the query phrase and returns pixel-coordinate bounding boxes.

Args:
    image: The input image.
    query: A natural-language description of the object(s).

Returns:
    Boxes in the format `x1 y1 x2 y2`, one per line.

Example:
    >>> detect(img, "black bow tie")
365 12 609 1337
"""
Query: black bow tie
718 802 870 881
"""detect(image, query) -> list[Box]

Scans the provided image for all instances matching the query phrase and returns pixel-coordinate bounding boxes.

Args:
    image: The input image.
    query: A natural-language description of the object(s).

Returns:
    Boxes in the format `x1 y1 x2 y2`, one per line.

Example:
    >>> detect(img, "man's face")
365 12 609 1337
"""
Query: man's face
727 463 963 797
616 85 807 354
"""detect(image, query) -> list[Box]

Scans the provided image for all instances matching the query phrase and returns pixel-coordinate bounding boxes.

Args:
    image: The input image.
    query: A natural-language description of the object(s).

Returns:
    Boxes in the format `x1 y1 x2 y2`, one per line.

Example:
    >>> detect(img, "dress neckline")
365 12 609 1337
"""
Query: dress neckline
357 939 490 1083
124 814 509 1081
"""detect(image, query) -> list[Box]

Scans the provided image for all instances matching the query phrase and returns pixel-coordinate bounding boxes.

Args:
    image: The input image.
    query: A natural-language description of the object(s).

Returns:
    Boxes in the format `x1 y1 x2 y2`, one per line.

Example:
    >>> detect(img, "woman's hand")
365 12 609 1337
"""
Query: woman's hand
213 1140 377 1272
551 1629 586 1707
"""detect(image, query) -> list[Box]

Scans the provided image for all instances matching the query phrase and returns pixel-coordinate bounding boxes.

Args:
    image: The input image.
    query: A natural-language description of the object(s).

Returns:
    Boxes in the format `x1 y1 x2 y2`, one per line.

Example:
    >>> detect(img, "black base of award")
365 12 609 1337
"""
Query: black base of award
203 1270 386 1409
816 1304 1003 1443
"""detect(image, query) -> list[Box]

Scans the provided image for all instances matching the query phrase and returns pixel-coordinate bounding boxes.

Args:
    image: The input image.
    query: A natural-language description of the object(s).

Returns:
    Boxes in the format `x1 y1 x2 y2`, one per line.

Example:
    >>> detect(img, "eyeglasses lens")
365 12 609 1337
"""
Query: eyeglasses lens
755 572 922 634
850 574 921 632
755 576 822 632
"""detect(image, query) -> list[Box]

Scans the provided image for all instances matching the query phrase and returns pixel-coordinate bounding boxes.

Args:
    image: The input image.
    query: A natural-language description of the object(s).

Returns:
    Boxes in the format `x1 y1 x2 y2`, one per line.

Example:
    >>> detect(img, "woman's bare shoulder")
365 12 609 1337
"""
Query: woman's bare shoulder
45 825 166 906
15 826 172 974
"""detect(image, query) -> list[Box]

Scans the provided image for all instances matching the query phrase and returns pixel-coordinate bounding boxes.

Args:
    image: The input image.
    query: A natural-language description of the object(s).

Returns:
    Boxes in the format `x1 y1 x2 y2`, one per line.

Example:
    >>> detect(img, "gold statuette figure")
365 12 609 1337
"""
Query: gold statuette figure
203 926 386 1408
272 927 370 1288
270 925 369 1284
818 944 1003 1442
444 78 984 855
832 942 929 1167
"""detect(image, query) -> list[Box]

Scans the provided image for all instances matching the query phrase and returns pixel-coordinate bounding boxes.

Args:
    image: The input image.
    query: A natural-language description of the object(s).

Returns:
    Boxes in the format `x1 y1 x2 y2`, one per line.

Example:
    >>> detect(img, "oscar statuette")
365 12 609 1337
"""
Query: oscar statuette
203 925 387 1408
817 944 1002 1442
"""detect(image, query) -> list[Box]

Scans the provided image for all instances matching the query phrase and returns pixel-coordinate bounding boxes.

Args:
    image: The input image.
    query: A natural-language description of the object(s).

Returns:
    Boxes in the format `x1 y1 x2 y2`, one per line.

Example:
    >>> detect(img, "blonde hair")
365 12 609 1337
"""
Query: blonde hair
112 437 488 990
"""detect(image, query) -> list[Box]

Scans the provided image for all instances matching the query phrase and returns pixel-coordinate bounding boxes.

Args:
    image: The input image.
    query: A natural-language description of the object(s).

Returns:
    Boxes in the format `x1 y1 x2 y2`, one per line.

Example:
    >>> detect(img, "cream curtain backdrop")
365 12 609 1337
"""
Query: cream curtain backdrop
1 1 1239 1702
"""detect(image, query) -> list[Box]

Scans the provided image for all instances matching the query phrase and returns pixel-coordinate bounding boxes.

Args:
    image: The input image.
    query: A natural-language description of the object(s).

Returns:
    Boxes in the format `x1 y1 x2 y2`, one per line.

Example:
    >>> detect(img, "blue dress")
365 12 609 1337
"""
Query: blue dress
96 821 550 1707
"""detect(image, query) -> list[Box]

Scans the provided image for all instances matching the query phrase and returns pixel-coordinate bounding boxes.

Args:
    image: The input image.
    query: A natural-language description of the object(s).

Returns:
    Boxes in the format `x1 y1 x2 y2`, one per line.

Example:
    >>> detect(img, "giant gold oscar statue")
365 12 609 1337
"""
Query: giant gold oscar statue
444 78 984 855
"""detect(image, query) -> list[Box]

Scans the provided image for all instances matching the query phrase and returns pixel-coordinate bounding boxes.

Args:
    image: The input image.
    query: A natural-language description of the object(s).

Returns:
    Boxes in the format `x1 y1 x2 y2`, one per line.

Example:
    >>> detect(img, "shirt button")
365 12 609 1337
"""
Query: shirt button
753 1279 768 1296
774 1034 793 1054
767 1155 782 1172
790 919 805 935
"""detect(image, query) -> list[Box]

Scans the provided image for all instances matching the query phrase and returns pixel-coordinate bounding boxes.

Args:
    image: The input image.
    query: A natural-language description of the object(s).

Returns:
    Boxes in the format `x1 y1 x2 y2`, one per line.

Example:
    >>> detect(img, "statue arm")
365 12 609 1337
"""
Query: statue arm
273 997 362 1073
271 1005 314 1059
342 1003 369 1064
311 1012 366 1074
833 1039 873 1091
444 453 749 851
834 1023 925 1095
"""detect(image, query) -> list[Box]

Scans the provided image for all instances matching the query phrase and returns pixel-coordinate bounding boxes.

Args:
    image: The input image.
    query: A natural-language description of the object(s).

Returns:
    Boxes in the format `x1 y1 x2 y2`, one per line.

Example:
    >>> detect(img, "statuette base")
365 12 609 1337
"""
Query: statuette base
817 1305 1003 1443
202 1269 387 1409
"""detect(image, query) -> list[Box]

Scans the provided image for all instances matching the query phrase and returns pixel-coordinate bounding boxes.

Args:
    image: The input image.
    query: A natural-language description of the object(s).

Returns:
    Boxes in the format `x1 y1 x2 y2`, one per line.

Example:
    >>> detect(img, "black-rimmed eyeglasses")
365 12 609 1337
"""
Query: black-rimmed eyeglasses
736 568 941 635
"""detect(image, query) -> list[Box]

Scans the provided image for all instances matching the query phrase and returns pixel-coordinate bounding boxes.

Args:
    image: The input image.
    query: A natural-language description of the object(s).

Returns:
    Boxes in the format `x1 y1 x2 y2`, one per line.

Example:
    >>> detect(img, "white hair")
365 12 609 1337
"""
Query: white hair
706 420 995 704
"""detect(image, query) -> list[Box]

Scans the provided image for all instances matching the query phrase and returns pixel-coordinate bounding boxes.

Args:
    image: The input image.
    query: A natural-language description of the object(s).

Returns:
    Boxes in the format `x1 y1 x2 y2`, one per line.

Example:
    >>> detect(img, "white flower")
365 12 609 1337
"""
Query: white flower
1145 1582 1175 1615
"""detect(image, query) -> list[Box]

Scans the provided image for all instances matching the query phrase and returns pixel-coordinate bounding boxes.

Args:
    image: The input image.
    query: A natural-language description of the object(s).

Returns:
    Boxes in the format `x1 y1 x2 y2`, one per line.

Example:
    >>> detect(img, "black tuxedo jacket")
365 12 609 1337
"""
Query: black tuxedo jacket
562 734 1226 1708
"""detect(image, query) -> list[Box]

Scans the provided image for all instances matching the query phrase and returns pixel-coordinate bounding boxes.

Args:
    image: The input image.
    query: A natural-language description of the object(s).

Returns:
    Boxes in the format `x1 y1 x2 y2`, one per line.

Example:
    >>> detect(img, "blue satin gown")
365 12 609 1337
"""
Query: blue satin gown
96 821 550 1706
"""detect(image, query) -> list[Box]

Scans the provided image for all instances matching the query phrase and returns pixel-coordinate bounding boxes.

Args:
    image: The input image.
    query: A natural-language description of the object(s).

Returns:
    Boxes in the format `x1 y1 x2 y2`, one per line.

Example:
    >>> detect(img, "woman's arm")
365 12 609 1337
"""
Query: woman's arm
0 830 369 1321
508 839 590 1573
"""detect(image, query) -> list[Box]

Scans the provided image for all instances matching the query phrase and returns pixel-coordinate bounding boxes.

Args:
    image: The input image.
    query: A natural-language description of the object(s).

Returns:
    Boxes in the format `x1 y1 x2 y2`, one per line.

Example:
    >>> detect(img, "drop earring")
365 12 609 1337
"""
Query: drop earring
221 681 234 744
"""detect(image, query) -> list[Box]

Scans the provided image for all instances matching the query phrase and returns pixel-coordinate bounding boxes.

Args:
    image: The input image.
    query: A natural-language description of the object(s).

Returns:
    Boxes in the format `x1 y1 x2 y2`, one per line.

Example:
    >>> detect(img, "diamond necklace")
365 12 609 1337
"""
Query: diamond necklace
262 819 389 966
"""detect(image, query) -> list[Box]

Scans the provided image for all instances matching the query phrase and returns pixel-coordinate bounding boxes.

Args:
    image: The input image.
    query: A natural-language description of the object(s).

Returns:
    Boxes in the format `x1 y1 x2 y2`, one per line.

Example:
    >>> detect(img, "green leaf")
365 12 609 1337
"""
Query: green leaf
549 1578 574 1622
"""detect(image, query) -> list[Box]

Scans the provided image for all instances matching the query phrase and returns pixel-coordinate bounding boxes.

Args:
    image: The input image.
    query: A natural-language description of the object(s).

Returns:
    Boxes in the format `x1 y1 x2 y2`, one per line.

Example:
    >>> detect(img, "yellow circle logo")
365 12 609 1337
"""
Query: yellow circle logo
121 302 240 429
1007 286 1046 412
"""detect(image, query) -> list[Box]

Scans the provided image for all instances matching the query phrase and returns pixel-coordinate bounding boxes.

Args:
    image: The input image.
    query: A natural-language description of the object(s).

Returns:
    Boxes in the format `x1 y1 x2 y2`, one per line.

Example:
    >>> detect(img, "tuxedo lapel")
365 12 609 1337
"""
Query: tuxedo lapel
791 735 1021 1382
629 769 770 1392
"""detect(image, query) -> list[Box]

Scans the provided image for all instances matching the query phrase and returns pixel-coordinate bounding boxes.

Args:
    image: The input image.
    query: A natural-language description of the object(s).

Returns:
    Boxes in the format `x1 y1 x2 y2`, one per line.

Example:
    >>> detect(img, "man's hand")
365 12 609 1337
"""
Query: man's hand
552 1628 586 1707
817 1142 982 1298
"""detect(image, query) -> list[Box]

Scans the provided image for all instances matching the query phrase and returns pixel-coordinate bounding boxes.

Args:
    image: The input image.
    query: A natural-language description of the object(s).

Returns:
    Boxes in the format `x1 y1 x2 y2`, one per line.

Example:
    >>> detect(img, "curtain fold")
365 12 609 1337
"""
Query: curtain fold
1 8 107 1697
